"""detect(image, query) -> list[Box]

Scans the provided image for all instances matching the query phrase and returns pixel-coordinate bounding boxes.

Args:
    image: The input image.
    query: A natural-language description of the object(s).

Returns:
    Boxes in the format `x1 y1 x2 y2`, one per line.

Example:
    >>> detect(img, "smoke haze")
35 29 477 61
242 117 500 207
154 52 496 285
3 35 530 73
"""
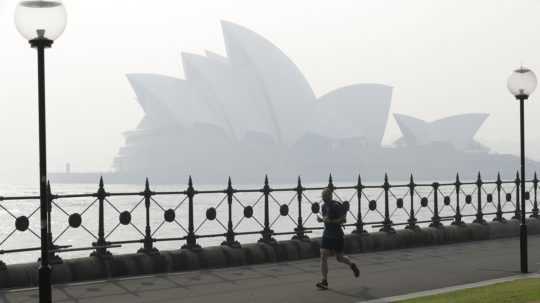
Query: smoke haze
1 0 540 184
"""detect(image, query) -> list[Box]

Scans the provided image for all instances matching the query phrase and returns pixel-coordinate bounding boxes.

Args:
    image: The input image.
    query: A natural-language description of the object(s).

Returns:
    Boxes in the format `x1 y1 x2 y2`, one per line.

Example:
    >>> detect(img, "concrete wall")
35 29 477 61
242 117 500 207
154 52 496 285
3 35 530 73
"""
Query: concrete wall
1 218 538 289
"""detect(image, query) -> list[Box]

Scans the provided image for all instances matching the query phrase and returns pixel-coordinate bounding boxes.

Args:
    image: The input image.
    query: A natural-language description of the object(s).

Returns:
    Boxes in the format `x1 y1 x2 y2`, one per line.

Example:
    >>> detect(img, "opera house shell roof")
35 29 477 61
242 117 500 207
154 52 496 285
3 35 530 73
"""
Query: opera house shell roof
393 113 489 151
112 21 496 182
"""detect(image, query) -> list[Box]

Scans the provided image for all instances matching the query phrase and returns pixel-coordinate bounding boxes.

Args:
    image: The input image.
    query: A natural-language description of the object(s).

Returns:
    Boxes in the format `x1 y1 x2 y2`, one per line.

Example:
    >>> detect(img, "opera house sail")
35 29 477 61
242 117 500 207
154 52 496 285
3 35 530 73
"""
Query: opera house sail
51 21 540 184
393 113 490 152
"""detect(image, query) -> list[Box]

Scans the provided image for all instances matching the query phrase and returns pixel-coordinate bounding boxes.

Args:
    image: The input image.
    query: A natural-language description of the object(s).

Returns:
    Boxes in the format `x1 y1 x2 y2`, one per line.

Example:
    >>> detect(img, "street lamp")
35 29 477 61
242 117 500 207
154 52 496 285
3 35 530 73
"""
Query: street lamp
507 66 537 274
14 1 67 302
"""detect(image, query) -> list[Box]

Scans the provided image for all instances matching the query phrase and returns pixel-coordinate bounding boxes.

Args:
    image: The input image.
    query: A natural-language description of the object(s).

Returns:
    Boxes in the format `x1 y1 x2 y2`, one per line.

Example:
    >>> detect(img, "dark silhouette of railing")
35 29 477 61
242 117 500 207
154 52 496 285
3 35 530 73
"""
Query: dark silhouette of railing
0 172 538 267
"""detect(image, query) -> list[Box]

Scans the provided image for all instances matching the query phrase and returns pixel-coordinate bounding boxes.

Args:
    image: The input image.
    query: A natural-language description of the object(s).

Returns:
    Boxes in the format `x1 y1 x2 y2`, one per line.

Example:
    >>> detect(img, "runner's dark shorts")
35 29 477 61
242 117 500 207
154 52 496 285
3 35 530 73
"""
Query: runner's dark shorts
321 235 344 253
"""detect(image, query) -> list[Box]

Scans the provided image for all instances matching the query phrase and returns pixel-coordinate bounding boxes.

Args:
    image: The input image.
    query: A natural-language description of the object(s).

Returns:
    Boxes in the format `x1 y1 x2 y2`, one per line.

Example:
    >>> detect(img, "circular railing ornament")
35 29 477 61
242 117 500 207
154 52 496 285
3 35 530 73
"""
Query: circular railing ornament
68 213 82 228
280 204 289 216
368 200 377 211
421 197 428 207
444 196 451 206
164 209 175 222
486 194 493 203
15 216 29 232
311 203 320 214
396 198 404 209
119 211 131 225
465 195 472 204
243 206 253 218
206 207 217 220
506 193 512 202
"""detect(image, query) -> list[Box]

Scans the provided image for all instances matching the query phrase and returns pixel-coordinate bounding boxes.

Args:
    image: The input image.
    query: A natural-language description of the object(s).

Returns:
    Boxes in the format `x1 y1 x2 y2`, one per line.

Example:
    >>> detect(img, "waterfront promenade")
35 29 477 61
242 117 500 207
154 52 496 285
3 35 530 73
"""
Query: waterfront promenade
2 235 539 303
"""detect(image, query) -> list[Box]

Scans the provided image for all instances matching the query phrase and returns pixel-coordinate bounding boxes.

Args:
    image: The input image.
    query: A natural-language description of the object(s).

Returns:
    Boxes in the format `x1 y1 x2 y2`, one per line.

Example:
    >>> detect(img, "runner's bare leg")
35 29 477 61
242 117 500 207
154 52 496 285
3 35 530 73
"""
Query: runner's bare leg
320 249 330 281
336 253 353 266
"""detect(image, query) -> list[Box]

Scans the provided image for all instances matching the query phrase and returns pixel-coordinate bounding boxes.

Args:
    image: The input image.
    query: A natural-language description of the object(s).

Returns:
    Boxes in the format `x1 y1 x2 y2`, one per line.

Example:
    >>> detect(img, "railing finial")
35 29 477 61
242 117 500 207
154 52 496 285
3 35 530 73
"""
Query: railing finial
99 176 104 188
264 174 269 186
477 171 482 185
145 177 150 191
188 175 193 187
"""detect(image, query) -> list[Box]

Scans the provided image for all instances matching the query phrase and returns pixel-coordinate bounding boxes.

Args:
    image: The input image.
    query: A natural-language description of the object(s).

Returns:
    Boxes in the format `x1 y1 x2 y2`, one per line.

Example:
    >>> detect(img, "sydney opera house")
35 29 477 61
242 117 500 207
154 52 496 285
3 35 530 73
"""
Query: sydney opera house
53 21 538 184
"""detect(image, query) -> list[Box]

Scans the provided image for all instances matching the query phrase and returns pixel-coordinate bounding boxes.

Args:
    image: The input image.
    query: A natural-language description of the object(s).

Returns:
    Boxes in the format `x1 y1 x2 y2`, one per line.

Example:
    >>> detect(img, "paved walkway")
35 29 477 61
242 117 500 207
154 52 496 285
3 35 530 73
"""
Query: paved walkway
2 235 540 303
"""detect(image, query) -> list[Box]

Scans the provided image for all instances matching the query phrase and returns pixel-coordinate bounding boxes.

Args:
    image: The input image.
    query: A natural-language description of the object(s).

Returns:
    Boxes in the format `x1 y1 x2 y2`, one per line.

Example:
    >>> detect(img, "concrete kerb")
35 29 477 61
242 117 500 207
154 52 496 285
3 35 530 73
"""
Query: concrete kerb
194 246 228 269
50 262 72 284
166 249 199 271
2 263 37 288
273 240 301 261
64 257 107 286
526 217 540 234
256 242 278 262
1 219 540 289
293 239 318 259
221 245 248 266
489 219 520 238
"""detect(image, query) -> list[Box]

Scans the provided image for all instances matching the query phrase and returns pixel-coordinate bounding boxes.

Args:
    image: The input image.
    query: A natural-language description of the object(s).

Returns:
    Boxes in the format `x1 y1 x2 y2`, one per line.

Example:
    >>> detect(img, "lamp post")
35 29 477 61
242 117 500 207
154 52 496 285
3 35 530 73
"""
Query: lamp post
14 1 67 302
507 66 537 274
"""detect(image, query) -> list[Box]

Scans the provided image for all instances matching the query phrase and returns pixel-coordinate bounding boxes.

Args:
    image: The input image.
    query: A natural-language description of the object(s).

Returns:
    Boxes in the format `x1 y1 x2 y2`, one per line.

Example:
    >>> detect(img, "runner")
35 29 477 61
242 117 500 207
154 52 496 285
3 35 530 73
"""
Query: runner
316 187 359 289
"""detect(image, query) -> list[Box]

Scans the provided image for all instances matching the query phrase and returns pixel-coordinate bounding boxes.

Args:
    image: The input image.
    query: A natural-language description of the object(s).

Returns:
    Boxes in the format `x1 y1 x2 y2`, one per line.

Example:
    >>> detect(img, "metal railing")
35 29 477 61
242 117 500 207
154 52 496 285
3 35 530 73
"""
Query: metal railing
0 171 538 267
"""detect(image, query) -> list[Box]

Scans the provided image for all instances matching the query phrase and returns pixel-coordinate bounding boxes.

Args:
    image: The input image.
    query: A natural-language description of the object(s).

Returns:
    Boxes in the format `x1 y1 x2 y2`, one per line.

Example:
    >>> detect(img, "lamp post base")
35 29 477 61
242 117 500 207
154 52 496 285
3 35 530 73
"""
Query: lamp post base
38 264 52 302
520 223 528 273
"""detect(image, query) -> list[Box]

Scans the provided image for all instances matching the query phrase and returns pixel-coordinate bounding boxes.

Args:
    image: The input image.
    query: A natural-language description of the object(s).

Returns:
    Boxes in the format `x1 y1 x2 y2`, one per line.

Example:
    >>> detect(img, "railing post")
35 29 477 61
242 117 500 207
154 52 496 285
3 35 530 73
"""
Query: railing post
473 172 486 224
222 177 240 248
430 182 442 227
380 174 394 233
182 176 200 250
259 175 276 244
91 177 111 257
138 178 158 254
531 172 539 219
513 172 521 220
494 172 506 222
46 182 62 264
452 173 464 226
406 174 418 230
353 175 367 234
293 176 309 241
0 196 5 270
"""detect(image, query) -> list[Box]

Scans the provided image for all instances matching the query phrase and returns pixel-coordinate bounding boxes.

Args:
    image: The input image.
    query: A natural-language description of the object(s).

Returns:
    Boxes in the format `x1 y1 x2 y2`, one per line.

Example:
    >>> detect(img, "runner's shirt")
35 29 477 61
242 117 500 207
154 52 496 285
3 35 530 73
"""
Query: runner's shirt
321 200 345 238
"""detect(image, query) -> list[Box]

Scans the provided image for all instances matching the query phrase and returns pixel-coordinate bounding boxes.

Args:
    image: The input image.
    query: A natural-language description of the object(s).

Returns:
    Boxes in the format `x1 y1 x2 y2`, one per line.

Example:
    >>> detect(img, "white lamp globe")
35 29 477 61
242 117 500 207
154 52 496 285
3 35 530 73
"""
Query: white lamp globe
14 0 67 41
507 67 537 98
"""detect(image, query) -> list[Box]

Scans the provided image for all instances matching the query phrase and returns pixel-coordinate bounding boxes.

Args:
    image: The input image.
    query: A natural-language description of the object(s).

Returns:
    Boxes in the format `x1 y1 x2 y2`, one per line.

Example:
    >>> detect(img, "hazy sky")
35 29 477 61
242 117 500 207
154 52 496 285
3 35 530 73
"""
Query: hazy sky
1 0 540 184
